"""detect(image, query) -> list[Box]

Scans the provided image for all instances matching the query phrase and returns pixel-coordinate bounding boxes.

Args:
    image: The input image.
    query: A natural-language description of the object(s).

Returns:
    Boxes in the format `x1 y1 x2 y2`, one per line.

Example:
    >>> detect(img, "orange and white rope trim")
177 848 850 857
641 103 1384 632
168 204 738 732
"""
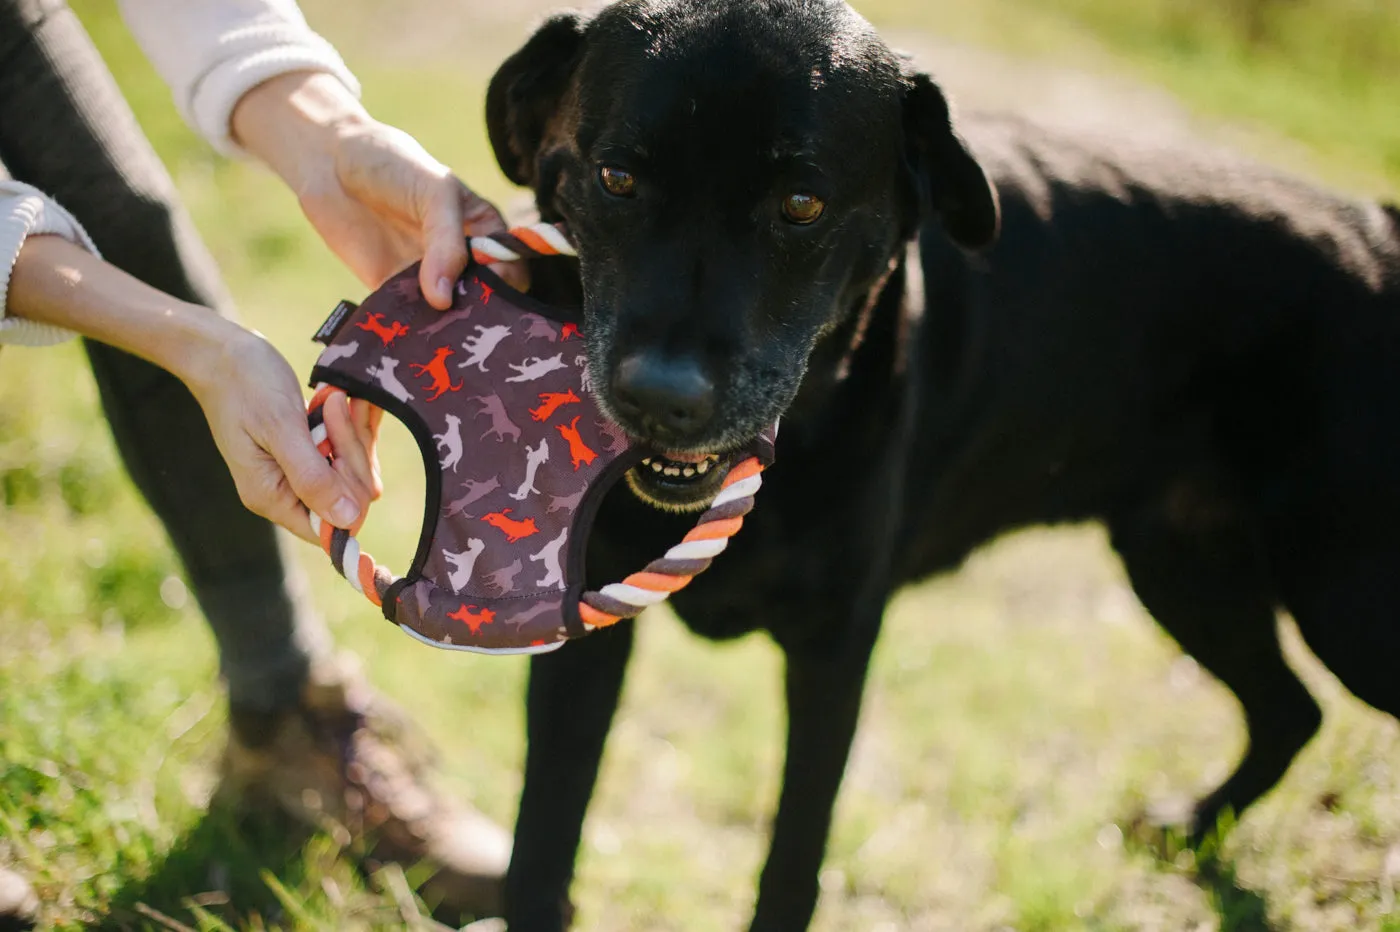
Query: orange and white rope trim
468 222 576 265
307 383 394 609
577 456 764 630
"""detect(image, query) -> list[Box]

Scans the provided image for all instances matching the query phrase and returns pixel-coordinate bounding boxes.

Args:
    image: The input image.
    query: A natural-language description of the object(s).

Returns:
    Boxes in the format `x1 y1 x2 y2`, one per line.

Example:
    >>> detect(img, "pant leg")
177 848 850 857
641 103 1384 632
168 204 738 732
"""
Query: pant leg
0 0 331 713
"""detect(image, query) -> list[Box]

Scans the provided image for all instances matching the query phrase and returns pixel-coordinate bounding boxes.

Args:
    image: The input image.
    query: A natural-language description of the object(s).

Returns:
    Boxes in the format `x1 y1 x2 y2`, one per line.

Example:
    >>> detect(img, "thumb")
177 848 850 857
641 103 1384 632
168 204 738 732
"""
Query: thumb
419 178 471 310
272 420 363 530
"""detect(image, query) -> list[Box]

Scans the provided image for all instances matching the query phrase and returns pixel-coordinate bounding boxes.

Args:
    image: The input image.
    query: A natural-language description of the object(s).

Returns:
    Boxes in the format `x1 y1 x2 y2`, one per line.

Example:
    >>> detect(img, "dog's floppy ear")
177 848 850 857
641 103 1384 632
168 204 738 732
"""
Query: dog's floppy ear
902 71 1000 251
487 13 588 186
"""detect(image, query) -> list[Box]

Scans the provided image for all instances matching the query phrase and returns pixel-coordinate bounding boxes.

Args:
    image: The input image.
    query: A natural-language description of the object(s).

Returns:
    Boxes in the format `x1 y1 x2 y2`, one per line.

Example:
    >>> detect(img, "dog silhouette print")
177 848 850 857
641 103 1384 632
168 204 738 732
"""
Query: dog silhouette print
472 393 521 443
459 324 512 373
445 475 501 516
356 312 410 347
444 539 485 593
505 353 567 382
410 346 463 402
484 558 523 595
510 439 550 501
557 417 598 470
435 415 464 473
447 603 495 636
480 509 539 543
366 356 414 403
529 389 580 422
529 528 568 590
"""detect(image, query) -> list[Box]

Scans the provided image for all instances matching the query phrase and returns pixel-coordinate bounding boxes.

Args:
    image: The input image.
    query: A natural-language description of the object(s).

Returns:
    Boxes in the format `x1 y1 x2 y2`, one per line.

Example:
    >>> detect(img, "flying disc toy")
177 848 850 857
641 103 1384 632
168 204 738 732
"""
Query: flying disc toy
305 224 777 655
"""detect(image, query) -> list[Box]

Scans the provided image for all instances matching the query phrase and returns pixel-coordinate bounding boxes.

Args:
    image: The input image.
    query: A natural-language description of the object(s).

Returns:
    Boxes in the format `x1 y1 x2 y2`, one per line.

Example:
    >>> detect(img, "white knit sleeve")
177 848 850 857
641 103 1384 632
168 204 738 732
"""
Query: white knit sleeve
0 182 102 347
117 0 362 157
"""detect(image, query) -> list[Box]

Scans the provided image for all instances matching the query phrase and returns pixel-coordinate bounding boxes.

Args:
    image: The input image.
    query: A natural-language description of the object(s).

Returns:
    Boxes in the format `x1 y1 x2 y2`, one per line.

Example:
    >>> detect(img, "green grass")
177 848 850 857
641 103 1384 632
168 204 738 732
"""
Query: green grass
856 0 1400 198
4 0 1400 929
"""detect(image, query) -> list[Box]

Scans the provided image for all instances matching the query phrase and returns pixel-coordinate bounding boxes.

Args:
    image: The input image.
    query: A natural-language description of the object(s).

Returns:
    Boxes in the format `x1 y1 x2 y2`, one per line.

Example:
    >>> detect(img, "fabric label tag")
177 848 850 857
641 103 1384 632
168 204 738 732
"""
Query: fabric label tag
313 300 358 345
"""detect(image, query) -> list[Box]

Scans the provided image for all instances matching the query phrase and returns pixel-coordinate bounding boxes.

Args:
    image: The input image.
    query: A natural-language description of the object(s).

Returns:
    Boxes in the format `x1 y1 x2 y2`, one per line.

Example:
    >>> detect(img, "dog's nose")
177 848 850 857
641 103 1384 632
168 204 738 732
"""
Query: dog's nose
611 352 715 438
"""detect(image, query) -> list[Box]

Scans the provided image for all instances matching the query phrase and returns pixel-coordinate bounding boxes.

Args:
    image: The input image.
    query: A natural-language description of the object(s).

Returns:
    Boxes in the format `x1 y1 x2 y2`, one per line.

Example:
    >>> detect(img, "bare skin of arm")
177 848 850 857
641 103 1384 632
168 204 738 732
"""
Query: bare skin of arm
8 233 375 542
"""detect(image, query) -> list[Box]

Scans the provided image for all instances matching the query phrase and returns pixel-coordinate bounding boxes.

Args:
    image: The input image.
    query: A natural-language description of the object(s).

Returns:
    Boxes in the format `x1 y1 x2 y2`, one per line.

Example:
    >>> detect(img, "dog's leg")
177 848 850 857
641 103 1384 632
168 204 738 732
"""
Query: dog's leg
1111 517 1321 844
750 624 880 932
1281 549 1400 729
505 623 635 930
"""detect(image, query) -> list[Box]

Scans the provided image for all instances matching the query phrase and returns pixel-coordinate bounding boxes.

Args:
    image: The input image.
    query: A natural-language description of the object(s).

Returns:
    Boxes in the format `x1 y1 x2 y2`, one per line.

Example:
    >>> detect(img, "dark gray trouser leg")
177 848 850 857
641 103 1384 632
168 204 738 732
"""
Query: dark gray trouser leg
0 0 331 714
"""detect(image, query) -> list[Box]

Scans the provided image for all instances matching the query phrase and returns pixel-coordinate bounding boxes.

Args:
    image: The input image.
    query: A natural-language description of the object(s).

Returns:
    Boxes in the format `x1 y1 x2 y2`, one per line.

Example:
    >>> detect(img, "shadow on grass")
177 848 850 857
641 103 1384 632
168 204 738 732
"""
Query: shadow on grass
95 805 321 931
1122 809 1274 932
94 802 462 931
1196 853 1273 932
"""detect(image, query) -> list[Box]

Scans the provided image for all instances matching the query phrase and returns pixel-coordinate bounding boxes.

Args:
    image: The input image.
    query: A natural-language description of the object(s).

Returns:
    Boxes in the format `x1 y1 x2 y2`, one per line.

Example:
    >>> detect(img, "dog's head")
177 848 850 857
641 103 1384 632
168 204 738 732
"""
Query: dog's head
488 0 998 510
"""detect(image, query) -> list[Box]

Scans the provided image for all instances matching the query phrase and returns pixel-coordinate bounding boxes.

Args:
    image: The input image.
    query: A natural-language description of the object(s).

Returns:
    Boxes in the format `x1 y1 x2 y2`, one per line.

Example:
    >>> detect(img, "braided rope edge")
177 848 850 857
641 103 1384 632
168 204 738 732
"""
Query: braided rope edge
306 385 395 608
577 457 765 630
469 223 576 265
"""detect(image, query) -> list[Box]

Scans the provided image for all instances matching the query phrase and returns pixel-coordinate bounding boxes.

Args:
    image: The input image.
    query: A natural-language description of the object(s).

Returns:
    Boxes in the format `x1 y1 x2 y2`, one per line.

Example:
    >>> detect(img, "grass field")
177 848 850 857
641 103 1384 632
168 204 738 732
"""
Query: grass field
3 1 1400 929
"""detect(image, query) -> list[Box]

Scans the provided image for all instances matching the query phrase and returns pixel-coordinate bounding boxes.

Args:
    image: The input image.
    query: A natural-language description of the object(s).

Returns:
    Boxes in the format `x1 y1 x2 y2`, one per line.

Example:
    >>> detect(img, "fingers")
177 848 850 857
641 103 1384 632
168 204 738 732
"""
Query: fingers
269 407 366 533
264 495 317 544
322 395 378 533
319 120 528 301
419 178 472 309
219 435 321 544
349 397 385 500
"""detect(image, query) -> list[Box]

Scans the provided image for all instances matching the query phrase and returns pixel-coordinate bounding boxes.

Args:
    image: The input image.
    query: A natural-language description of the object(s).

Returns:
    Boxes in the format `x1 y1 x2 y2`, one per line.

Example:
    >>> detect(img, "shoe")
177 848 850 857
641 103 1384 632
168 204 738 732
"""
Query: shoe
0 867 38 932
219 653 510 921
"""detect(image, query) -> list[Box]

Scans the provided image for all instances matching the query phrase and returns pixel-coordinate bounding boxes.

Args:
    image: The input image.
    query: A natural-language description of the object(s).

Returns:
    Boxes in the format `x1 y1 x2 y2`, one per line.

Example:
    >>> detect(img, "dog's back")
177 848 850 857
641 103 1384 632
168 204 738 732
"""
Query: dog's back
897 113 1400 577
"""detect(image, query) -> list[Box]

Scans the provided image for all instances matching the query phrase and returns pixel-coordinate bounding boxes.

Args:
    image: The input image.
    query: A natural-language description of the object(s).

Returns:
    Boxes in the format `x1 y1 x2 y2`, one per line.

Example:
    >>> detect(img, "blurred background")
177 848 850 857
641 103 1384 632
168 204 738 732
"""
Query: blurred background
3 0 1400 929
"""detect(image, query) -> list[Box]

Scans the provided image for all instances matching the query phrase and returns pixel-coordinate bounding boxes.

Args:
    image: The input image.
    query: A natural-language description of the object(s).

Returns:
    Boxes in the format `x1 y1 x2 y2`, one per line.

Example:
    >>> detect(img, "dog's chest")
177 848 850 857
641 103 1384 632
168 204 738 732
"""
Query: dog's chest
587 469 882 643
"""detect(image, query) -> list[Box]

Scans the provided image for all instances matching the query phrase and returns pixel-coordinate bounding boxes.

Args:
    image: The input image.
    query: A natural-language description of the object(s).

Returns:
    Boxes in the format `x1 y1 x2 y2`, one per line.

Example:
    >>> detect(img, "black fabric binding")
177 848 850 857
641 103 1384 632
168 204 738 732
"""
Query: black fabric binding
308 365 444 622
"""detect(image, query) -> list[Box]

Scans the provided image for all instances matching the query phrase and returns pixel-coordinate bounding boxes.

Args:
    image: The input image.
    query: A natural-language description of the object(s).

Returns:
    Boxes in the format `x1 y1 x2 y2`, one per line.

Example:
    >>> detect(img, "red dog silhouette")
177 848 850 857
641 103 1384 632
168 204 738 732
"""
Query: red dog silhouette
561 322 582 341
556 416 598 471
355 312 410 347
409 346 463 402
481 508 539 542
448 603 496 635
529 388 581 422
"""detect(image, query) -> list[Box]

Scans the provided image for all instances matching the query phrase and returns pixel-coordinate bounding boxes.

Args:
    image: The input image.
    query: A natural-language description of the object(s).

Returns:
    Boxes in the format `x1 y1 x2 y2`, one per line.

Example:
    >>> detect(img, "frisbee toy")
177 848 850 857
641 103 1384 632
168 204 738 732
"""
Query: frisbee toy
305 224 776 655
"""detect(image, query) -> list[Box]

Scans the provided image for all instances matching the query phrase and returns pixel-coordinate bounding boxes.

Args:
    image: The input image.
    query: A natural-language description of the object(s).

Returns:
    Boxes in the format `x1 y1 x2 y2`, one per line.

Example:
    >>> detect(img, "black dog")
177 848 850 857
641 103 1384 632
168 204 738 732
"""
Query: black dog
484 1 1400 927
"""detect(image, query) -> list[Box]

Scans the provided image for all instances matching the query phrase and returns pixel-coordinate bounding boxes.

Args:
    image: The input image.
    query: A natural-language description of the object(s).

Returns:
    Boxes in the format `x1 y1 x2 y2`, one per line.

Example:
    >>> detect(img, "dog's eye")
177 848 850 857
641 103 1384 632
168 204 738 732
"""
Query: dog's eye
599 165 637 198
782 192 826 225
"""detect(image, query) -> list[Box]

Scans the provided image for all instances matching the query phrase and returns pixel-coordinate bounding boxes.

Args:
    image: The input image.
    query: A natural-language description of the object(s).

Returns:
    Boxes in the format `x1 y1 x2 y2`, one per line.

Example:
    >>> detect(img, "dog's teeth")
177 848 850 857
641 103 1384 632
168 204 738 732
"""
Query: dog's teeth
683 467 696 478
642 457 652 465
696 460 710 474
650 461 665 473
664 466 680 477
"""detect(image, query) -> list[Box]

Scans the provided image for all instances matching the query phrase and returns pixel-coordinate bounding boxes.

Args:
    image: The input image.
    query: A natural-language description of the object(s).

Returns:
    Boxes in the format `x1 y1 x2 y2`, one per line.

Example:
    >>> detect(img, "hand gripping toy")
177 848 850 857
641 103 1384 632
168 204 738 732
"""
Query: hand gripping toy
305 224 776 655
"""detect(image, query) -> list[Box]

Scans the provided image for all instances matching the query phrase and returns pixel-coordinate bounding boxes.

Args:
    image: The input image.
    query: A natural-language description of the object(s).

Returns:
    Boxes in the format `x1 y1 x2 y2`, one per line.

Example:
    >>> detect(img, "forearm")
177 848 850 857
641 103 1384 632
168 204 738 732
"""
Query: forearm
7 235 231 388
231 70 370 190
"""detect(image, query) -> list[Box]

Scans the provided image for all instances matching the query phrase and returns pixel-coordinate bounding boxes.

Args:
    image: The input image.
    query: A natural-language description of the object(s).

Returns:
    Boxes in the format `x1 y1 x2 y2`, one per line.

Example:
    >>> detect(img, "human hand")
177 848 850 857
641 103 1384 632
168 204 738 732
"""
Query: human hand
186 328 376 543
8 234 377 541
232 72 524 309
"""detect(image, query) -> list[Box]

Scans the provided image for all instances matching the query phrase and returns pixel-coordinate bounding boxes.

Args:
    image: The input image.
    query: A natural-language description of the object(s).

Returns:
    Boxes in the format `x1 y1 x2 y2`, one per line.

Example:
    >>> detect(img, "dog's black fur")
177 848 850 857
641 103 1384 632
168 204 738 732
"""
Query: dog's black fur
485 1 1400 928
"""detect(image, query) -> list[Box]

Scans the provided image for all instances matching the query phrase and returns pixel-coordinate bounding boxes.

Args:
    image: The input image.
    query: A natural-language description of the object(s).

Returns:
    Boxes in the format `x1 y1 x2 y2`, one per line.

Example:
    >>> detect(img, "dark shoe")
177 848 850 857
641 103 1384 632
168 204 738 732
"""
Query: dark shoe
219 653 510 921
0 867 38 932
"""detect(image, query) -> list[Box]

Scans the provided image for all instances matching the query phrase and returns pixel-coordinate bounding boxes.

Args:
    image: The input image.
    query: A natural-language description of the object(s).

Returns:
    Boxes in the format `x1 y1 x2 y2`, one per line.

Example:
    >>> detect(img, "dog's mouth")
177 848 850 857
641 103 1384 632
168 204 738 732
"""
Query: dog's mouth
625 449 739 512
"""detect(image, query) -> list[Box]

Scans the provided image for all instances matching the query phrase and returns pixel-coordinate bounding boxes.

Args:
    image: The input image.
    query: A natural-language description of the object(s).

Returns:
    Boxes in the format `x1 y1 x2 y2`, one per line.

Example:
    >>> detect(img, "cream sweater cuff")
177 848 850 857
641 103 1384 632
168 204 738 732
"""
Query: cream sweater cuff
0 182 101 346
